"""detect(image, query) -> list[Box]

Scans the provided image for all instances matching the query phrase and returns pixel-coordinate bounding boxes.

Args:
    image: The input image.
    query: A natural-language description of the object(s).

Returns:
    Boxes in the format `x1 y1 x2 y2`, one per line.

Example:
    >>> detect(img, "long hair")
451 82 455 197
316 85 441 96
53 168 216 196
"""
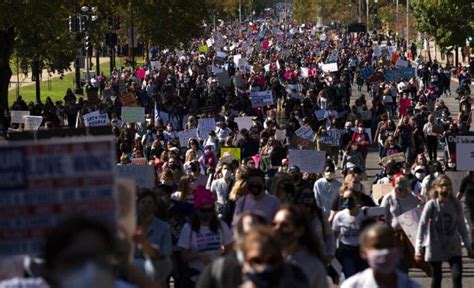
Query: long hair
191 210 220 233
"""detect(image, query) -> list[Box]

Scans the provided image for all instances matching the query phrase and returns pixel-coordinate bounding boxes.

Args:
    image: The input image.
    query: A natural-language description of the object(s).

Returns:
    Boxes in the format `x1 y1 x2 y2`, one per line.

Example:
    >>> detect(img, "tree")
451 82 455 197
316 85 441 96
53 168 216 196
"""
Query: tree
412 0 473 47
292 0 319 24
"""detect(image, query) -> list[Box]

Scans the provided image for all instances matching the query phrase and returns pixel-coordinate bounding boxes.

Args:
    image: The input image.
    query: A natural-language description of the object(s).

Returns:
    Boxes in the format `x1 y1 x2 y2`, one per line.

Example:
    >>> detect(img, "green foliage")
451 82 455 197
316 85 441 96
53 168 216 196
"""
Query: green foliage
292 0 319 23
413 0 474 47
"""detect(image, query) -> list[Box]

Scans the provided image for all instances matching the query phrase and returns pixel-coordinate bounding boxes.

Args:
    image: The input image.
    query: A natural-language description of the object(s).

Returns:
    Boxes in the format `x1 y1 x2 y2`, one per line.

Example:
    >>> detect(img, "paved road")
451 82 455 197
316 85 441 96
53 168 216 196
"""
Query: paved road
353 78 474 287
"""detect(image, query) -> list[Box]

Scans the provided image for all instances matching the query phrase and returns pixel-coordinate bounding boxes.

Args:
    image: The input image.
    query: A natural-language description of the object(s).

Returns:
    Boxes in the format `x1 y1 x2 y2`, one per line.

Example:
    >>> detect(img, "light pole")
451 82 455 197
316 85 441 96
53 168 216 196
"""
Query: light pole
70 0 83 95
406 0 409 44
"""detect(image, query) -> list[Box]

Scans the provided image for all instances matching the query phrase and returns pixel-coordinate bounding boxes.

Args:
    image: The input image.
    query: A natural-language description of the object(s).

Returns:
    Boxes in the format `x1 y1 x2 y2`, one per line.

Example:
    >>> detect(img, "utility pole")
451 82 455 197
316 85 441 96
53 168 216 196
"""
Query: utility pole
239 0 242 35
406 0 409 44
366 0 369 29
358 0 361 23
396 0 399 35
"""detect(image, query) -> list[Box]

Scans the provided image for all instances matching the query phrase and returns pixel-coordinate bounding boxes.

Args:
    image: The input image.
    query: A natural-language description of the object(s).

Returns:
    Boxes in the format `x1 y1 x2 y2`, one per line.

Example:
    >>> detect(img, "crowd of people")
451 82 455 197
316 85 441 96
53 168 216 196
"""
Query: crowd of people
4 15 474 288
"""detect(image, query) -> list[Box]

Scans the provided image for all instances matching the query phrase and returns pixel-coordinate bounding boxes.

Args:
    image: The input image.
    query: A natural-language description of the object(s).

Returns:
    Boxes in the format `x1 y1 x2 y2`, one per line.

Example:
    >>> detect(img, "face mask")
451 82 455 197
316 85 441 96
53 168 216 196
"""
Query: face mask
222 169 231 179
433 172 440 178
197 209 214 222
341 197 356 209
366 248 399 274
248 184 263 196
244 264 279 288
57 261 115 288
351 145 358 150
358 127 364 133
448 163 456 168
440 191 450 198
415 172 425 180
325 172 335 180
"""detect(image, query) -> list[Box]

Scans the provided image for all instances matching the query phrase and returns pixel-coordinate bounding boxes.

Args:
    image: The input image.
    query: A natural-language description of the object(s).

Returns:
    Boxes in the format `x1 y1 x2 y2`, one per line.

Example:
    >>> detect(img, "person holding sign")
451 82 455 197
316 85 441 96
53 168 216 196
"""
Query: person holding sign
415 175 473 288
352 124 371 171
381 176 423 273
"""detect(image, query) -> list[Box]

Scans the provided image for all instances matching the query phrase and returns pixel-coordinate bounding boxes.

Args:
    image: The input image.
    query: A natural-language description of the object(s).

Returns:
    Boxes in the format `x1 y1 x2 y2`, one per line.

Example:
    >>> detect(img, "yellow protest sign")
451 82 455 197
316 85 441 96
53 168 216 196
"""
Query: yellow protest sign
220 147 241 162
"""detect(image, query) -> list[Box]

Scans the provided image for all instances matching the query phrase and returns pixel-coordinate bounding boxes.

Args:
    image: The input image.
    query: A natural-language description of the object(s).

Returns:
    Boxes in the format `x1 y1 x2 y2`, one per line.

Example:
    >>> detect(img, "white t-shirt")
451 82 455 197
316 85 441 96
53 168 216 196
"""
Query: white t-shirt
342 268 420 288
177 221 233 276
332 209 365 247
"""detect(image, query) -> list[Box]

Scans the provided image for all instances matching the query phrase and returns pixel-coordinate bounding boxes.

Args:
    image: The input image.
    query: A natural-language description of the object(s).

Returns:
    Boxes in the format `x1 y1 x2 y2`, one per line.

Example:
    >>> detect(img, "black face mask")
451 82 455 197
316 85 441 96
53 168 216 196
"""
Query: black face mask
197 209 214 222
245 267 280 288
341 197 356 209
440 191 450 198
248 184 263 196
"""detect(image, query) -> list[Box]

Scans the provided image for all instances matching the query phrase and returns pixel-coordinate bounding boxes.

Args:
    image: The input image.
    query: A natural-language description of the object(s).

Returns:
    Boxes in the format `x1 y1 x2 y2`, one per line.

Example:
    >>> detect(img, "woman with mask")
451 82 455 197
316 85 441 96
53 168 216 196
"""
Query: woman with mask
273 205 328 288
423 115 440 162
381 136 403 158
332 188 369 278
177 186 233 286
239 226 310 288
341 141 364 176
410 165 426 197
351 124 371 171
341 223 420 288
198 145 217 175
270 172 296 204
415 175 473 288
381 176 425 274
134 190 173 286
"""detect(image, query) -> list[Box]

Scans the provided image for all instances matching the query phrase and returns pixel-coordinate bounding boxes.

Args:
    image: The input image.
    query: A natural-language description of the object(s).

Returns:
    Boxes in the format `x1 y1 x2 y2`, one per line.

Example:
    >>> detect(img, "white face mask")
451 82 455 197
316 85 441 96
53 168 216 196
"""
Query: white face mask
448 163 456 168
415 172 425 180
358 127 364 133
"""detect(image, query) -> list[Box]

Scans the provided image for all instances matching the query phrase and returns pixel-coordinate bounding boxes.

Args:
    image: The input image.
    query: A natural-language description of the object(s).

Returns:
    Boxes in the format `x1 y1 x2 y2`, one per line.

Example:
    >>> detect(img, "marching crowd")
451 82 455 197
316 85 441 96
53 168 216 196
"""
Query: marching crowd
5 17 474 288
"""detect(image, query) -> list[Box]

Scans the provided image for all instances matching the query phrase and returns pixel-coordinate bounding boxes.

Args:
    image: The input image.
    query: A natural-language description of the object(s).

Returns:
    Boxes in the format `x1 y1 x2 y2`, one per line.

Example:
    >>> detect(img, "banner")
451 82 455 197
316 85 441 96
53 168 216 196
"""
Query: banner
250 91 273 107
117 164 155 189
122 107 145 123
384 67 416 81
220 147 241 162
23 115 43 131
321 62 338 73
234 116 253 130
84 111 109 127
456 137 474 171
314 110 326 121
11 111 30 124
319 129 343 147
0 137 116 256
178 129 198 147
288 150 326 173
372 184 393 203
198 118 216 139
398 206 424 247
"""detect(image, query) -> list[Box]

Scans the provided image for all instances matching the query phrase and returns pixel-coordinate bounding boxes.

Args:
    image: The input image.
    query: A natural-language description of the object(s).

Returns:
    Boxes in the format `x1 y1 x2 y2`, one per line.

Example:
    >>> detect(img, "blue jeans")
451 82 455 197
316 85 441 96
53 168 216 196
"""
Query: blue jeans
336 243 368 278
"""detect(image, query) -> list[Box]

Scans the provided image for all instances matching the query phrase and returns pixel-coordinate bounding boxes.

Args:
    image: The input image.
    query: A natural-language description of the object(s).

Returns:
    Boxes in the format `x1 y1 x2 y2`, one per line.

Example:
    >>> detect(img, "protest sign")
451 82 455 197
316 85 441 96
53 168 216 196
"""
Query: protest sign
373 46 382 57
150 60 161 70
295 126 314 140
384 67 416 81
23 115 43 131
315 110 327 121
233 54 242 66
118 80 127 93
216 51 227 58
395 59 409 68
220 147 241 162
121 107 145 123
301 67 309 78
319 129 343 147
130 157 147 165
209 65 223 74
398 206 424 247
234 116 253 130
121 92 137 107
288 150 326 173
321 62 338 73
198 118 216 139
11 111 30 124
199 45 208 53
117 164 155 189
380 152 406 166
360 67 375 80
84 111 109 127
178 128 198 147
365 207 387 223
216 71 231 87
445 171 466 194
0 137 116 256
250 90 273 107
456 137 474 171
206 38 213 47
372 184 393 203
275 129 286 142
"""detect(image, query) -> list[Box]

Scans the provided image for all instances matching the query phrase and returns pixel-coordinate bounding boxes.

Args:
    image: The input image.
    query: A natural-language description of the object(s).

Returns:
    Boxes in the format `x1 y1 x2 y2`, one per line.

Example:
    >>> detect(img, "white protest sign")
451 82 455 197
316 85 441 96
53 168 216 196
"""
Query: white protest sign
288 149 326 173
398 205 424 247
122 107 145 123
456 137 474 171
23 115 43 131
301 67 309 78
178 128 198 147
275 129 286 142
264 63 271 72
445 171 467 194
295 126 314 140
395 59 409 68
365 207 387 223
234 116 253 130
117 164 155 189
0 137 117 256
315 110 327 121
321 62 338 73
11 111 30 124
198 118 216 139
373 46 382 57
84 111 109 127
216 51 227 58
116 178 137 262
206 38 214 47
150 60 161 70
250 91 273 108
233 54 242 66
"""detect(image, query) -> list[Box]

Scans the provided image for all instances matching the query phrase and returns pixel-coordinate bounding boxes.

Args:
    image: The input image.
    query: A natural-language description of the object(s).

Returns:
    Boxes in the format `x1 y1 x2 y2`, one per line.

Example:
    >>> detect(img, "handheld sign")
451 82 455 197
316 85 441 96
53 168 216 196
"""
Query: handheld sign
11 111 30 124
288 150 326 173
198 118 216 139
250 91 273 108
380 152 405 166
398 205 424 247
234 116 253 131
117 164 155 189
121 107 145 123
456 136 474 171
23 115 43 131
84 111 109 127
178 129 198 147
372 184 393 203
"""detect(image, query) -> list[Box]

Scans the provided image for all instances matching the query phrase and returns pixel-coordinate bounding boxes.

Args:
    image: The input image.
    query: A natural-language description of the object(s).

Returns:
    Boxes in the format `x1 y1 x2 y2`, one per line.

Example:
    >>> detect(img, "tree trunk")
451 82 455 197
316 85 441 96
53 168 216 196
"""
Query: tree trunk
0 27 15 138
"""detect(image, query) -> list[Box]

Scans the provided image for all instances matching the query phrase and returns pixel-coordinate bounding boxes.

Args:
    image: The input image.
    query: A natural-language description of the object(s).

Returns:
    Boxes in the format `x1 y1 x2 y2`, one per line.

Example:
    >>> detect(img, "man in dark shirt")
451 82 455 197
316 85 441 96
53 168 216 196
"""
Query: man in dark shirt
237 129 259 159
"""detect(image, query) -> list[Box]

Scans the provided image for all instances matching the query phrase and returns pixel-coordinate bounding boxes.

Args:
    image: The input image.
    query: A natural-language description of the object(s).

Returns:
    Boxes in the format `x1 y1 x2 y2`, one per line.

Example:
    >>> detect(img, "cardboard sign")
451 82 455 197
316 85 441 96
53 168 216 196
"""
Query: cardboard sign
234 116 253 131
0 137 116 256
315 110 326 121
121 107 145 123
380 152 406 166
365 207 387 223
456 137 474 171
295 126 314 140
178 128 198 147
121 92 137 107
398 206 424 247
198 118 216 139
117 164 155 189
11 111 30 124
23 116 42 131
250 91 273 107
288 150 326 173
321 62 338 73
372 184 394 203
84 111 109 127
118 80 127 93
220 147 241 162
